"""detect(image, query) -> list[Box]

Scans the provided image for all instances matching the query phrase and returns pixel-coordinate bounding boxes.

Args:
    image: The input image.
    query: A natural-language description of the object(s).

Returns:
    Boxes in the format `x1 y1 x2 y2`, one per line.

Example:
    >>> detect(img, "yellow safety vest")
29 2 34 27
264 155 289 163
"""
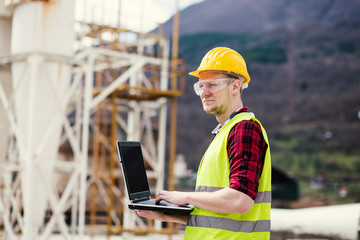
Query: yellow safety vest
184 112 271 240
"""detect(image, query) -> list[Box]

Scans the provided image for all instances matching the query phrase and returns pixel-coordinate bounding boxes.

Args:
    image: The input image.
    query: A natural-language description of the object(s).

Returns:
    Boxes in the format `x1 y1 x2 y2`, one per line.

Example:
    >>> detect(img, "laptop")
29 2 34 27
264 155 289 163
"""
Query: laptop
116 140 194 214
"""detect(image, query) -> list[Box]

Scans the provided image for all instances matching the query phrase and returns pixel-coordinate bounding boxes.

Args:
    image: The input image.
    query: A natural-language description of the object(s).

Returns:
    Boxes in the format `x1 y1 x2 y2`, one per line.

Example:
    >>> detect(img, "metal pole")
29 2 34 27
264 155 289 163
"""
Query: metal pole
79 53 95 238
90 69 102 235
22 55 42 240
169 0 180 193
107 70 118 234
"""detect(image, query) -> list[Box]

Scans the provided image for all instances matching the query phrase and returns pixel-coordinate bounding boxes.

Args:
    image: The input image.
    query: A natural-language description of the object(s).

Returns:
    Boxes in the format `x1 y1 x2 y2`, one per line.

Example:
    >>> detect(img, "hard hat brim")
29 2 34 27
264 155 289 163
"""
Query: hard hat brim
188 70 199 77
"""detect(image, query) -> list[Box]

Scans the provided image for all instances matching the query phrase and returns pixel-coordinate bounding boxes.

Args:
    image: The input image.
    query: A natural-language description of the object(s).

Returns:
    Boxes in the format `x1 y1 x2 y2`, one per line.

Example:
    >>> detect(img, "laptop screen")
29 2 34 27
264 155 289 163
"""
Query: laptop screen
117 141 150 201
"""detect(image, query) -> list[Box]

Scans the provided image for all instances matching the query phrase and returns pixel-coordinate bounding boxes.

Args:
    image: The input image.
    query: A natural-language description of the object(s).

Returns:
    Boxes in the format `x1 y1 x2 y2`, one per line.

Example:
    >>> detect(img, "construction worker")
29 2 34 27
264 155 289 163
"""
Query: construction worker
136 47 272 239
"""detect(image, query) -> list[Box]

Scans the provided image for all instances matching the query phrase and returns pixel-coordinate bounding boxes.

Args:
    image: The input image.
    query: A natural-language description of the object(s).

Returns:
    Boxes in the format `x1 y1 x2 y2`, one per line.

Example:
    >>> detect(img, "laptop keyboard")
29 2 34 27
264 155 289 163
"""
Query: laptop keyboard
140 199 180 207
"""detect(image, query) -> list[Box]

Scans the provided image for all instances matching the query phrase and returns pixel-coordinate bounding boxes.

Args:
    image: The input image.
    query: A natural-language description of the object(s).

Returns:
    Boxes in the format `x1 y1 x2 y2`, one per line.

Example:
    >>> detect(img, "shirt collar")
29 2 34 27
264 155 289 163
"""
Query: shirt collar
211 107 248 135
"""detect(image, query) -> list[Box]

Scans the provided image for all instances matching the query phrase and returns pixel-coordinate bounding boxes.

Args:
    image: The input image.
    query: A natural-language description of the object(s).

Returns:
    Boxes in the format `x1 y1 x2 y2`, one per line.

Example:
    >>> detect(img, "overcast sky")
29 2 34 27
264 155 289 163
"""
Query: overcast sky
76 0 204 32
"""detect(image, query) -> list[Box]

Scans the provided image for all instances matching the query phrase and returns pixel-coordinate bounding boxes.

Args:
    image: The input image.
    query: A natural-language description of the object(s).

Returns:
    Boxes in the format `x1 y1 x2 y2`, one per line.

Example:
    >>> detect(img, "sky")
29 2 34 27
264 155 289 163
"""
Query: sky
75 0 204 33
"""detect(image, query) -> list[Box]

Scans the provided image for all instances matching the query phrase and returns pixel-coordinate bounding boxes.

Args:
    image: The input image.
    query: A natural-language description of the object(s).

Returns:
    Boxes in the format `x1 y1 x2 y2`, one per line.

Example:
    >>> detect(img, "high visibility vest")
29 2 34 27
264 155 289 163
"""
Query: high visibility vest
184 112 271 240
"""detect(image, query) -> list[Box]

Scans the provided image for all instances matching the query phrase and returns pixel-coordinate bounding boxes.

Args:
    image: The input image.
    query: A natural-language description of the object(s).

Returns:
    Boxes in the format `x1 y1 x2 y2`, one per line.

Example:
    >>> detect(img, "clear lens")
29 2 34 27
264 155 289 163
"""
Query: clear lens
193 78 232 96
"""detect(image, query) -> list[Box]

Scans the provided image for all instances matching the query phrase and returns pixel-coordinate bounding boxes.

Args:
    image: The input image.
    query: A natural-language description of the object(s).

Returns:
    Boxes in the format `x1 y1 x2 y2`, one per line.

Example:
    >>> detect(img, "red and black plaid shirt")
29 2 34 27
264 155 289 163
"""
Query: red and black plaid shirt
213 107 267 200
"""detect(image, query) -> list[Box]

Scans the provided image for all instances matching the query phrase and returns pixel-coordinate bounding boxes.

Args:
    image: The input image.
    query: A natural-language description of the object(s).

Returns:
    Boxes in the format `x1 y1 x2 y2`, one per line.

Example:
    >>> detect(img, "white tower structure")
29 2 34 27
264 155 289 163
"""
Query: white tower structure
0 0 11 171
0 2 12 238
1 0 76 239
0 0 184 239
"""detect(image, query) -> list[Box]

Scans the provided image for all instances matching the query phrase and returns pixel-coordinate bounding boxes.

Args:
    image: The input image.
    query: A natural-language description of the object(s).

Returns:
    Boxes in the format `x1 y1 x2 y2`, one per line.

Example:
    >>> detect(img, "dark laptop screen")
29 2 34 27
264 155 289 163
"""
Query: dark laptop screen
117 141 150 200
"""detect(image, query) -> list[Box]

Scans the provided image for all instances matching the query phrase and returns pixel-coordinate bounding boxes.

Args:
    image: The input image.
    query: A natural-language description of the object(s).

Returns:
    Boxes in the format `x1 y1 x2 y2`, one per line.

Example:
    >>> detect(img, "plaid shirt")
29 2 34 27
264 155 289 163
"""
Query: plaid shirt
212 107 267 200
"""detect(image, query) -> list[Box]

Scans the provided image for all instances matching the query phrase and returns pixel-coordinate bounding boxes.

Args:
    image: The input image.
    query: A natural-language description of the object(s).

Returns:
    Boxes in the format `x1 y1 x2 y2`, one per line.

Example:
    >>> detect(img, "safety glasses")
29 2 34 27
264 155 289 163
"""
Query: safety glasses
193 78 234 96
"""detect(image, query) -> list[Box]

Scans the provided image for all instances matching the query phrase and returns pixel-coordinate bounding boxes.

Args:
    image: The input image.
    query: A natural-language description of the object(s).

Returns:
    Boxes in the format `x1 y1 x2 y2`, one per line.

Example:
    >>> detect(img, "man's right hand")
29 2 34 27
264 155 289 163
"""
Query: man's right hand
136 210 166 221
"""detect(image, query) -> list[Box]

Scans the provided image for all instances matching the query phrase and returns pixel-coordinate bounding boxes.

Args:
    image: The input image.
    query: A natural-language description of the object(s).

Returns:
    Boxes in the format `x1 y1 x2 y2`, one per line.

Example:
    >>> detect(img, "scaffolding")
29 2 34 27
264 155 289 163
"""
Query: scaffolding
0 0 185 239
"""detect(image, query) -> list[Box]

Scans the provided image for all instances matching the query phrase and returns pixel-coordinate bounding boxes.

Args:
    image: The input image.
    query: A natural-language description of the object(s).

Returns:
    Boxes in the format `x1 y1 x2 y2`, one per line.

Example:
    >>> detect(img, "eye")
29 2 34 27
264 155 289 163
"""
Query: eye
208 83 218 89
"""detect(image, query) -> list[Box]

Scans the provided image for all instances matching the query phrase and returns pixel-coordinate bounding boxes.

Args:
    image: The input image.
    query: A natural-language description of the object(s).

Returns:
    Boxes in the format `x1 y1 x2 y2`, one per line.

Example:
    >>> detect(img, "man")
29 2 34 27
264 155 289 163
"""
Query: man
137 47 271 239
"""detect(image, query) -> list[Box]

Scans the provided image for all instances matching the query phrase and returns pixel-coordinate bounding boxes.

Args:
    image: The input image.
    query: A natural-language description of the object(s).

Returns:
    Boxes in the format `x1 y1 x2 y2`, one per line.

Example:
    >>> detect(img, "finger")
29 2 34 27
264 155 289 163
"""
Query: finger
155 195 163 204
156 191 166 202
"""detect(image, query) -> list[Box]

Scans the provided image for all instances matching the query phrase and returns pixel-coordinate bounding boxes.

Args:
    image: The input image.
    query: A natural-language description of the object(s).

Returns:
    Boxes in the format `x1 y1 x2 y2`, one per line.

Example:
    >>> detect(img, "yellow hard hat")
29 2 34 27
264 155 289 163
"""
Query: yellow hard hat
189 47 250 88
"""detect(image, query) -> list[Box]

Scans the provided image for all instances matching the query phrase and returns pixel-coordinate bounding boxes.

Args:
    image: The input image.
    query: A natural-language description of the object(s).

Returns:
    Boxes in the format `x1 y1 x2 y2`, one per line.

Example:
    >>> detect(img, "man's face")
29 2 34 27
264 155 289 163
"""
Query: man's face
197 71 233 115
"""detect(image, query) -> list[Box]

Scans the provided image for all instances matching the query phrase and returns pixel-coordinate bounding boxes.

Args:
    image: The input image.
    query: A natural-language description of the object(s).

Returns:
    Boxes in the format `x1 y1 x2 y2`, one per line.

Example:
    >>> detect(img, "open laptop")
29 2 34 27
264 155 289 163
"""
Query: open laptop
116 140 193 214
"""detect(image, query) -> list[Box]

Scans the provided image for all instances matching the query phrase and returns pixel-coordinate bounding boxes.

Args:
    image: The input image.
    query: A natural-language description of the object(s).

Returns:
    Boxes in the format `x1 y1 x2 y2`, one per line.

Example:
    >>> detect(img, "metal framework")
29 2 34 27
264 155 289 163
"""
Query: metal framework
0 19 184 240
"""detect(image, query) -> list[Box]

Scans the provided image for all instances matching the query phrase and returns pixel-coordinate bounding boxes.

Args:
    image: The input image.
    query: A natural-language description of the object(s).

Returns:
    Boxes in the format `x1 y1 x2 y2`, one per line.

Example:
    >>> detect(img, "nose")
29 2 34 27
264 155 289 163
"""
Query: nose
200 87 211 98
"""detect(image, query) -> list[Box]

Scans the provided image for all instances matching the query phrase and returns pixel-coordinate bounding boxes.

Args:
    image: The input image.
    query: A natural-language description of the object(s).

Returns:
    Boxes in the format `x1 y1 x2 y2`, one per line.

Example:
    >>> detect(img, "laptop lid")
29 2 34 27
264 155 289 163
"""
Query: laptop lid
116 141 151 202
116 140 194 214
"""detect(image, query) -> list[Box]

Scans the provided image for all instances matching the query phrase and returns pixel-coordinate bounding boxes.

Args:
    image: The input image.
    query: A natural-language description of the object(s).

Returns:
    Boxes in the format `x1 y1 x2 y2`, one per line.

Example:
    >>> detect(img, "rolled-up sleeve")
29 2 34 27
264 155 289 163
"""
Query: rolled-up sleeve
227 120 267 200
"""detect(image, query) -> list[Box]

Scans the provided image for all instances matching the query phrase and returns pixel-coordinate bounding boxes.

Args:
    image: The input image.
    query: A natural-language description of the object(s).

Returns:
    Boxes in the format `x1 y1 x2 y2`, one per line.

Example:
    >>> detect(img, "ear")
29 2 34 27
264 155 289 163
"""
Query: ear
231 80 242 95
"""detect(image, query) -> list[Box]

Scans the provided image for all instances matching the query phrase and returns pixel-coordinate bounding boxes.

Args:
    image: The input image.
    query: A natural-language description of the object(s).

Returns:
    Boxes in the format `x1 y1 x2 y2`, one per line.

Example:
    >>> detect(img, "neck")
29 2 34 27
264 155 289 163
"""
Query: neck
216 102 243 125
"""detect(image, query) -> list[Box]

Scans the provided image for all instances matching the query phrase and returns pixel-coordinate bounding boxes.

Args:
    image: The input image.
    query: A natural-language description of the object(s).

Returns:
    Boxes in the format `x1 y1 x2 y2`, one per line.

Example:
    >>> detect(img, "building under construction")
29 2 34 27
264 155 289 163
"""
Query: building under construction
0 0 184 239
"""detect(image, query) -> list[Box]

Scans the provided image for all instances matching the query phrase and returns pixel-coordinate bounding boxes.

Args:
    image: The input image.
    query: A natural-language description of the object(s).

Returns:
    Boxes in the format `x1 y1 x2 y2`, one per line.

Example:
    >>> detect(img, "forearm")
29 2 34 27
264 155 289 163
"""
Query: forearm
185 187 254 214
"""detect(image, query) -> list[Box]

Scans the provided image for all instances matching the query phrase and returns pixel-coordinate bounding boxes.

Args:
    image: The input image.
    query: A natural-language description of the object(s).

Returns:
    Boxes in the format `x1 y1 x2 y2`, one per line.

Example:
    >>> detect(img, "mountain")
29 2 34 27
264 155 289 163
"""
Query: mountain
161 0 360 36
161 0 360 190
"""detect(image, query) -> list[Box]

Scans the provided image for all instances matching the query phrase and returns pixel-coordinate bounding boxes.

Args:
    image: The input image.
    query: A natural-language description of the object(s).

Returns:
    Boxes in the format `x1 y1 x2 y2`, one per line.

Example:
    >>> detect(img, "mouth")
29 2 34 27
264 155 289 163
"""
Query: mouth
202 100 215 108
202 99 213 105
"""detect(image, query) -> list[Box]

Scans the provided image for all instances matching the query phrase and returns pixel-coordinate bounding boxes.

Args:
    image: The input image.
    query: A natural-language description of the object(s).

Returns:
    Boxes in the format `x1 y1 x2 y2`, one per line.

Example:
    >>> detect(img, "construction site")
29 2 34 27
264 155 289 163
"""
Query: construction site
0 0 186 239
1 0 360 240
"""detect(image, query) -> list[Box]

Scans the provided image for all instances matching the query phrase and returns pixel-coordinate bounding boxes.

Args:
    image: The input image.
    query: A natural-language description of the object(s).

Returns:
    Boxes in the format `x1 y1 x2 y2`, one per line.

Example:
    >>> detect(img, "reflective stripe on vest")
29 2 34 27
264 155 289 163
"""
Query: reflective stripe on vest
187 215 271 232
195 186 271 204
